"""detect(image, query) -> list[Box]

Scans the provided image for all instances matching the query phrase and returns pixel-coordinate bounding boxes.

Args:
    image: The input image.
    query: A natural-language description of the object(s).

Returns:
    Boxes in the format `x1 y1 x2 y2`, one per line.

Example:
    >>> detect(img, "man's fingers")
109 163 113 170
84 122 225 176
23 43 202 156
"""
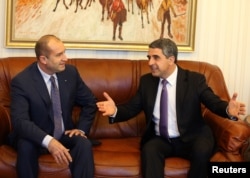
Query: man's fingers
63 150 72 164
103 92 112 101
101 111 110 116
96 92 111 108
49 139 72 165
64 129 87 138
55 149 72 165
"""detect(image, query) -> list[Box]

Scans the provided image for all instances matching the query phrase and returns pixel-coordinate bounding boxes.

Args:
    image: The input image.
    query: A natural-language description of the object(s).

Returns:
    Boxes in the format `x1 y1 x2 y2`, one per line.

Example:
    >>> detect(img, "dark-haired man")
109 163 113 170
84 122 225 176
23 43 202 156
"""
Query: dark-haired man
97 38 246 178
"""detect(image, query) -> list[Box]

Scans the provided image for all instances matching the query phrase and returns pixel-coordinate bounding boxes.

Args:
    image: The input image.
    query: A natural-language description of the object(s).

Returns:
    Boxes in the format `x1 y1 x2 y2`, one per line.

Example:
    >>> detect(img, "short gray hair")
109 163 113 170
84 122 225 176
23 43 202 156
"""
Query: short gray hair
149 38 178 63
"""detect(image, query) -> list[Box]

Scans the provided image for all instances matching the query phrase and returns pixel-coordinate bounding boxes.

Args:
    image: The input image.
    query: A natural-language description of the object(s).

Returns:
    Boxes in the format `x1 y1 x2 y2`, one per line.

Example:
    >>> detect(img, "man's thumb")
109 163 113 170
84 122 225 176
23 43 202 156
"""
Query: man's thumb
103 92 111 101
231 92 238 101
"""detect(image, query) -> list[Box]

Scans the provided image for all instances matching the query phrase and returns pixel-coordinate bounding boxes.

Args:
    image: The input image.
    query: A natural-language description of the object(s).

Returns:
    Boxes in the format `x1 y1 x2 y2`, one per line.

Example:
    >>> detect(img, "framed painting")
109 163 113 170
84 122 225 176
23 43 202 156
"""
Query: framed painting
5 0 197 52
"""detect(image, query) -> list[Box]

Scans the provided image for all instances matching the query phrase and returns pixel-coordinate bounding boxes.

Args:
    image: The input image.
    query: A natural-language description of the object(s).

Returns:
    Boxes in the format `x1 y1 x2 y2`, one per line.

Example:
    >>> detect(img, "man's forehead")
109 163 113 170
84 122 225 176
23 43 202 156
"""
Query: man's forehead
48 40 65 52
148 48 163 55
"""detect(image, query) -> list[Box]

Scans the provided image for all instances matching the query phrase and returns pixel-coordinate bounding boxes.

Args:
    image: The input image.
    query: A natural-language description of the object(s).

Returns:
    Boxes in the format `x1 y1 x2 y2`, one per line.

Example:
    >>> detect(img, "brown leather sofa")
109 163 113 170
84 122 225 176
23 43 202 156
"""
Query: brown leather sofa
0 57 249 178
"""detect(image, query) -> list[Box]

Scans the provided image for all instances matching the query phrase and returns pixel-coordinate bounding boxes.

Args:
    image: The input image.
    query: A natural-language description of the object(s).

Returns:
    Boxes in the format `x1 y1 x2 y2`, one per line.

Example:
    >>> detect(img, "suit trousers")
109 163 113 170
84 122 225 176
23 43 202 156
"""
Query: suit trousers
16 134 94 178
141 125 215 178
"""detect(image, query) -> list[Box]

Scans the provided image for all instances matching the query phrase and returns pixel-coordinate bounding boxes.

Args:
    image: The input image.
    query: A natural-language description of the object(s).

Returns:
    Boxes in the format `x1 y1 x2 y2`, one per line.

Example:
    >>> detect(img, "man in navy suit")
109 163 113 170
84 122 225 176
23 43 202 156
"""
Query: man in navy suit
9 35 97 178
96 38 246 178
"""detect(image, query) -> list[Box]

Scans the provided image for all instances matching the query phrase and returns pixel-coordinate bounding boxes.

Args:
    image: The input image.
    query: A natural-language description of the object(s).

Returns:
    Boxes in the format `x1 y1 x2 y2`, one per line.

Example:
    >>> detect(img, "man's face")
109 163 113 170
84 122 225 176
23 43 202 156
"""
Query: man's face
42 39 68 75
147 48 175 78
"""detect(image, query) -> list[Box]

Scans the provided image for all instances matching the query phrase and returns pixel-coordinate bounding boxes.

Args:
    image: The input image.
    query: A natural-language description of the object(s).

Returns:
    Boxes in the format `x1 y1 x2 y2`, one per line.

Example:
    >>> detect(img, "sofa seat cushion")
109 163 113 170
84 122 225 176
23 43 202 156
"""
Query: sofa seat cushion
94 137 191 178
93 137 141 177
0 145 70 178
164 157 190 178
0 138 191 178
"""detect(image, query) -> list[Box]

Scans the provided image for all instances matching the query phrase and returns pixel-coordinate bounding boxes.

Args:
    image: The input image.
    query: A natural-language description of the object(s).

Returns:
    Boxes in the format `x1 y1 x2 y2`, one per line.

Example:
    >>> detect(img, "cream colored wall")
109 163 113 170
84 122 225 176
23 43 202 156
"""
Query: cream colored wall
0 0 249 116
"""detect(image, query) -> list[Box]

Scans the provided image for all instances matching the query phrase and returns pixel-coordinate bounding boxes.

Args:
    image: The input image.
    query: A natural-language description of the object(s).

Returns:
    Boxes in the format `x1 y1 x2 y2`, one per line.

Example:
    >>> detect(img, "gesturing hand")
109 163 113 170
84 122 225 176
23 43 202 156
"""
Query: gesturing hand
48 138 72 165
228 93 246 117
96 92 116 116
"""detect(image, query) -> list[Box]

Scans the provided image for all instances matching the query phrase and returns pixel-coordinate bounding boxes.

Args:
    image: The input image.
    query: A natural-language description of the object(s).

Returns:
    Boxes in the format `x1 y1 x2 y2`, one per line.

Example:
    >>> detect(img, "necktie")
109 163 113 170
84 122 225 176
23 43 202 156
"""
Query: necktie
50 76 63 139
160 79 169 139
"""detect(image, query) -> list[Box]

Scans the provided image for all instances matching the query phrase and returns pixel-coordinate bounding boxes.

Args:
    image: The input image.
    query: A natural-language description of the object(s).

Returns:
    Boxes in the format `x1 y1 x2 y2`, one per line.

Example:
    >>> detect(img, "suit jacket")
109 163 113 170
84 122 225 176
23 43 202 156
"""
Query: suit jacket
113 66 229 145
9 62 97 146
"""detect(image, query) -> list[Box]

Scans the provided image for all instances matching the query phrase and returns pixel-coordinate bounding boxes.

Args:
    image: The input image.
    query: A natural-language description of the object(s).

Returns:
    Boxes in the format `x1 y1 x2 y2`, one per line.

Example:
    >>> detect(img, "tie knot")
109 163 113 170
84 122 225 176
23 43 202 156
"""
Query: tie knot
50 76 55 83
161 79 167 87
50 76 57 88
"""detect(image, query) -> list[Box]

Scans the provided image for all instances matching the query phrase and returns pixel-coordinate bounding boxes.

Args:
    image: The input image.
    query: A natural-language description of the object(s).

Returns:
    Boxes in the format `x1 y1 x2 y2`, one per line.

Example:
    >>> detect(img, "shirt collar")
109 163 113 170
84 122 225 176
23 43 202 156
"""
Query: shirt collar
161 66 178 86
37 64 57 83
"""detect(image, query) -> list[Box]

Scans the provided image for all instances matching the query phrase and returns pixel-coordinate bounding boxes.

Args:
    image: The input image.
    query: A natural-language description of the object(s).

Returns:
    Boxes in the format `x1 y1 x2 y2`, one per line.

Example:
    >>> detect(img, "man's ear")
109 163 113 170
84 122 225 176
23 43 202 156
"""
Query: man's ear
168 56 175 65
39 56 47 64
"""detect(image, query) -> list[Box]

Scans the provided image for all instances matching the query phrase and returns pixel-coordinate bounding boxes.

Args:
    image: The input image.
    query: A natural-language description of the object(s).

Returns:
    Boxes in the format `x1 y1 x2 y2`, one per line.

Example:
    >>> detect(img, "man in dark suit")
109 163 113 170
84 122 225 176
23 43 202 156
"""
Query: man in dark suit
9 35 97 178
96 38 246 178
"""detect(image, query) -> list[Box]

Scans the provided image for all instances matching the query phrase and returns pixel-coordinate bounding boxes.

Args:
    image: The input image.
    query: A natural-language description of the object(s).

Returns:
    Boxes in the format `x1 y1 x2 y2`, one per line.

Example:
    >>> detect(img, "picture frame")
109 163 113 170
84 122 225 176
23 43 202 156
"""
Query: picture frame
5 0 197 52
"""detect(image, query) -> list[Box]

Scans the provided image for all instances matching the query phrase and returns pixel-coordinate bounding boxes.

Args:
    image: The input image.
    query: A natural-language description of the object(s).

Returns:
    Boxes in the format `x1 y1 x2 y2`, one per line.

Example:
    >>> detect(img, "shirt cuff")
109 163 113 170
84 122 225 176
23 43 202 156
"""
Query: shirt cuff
110 107 117 118
42 135 53 148
109 107 117 124
226 106 238 121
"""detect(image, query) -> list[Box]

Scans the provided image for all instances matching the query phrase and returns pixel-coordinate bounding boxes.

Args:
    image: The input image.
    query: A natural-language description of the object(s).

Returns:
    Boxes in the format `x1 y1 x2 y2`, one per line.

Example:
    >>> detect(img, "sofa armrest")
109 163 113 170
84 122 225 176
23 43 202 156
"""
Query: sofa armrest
0 106 11 145
203 109 250 155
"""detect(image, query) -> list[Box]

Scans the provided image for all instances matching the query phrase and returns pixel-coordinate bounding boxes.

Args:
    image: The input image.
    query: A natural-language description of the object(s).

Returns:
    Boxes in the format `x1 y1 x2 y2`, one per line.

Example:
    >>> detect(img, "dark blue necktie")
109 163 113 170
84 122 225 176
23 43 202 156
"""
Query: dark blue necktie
50 76 63 139
160 79 169 139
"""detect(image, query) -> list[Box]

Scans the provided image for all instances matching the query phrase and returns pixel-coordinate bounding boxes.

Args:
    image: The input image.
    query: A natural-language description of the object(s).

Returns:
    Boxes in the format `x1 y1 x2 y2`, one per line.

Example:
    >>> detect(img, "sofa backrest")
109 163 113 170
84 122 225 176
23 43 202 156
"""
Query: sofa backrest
0 57 230 141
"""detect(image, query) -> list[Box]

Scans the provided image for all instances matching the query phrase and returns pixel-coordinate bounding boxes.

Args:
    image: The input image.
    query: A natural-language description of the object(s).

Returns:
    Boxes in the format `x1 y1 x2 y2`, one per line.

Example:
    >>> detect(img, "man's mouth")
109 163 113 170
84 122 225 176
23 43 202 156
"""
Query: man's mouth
150 66 158 72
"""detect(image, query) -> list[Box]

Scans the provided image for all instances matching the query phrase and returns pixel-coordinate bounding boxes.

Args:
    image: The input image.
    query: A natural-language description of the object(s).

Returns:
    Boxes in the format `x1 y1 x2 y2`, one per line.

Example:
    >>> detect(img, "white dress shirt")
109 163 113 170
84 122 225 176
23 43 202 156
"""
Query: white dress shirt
152 67 180 138
37 65 65 148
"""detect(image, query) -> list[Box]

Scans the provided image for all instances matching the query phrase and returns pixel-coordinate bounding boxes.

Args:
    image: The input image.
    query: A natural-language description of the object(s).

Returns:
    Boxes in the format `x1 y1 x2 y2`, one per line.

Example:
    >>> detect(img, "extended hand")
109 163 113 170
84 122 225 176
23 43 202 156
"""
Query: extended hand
48 138 72 165
96 92 116 116
228 93 246 117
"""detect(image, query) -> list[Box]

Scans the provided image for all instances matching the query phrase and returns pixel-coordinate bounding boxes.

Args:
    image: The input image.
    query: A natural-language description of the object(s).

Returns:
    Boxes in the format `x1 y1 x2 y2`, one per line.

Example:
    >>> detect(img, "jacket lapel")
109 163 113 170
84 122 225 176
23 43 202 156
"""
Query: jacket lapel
56 71 70 121
176 66 188 119
31 64 53 119
149 76 160 112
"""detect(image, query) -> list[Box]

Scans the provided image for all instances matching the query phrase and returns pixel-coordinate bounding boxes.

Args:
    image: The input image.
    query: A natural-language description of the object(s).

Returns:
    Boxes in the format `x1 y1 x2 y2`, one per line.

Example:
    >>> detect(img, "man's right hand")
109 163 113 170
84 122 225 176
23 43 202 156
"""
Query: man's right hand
48 138 72 165
96 92 116 116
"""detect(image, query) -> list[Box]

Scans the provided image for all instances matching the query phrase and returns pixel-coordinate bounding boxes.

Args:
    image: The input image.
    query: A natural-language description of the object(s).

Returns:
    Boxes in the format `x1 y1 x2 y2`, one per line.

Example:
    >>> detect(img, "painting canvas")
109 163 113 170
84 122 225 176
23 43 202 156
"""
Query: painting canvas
5 0 197 51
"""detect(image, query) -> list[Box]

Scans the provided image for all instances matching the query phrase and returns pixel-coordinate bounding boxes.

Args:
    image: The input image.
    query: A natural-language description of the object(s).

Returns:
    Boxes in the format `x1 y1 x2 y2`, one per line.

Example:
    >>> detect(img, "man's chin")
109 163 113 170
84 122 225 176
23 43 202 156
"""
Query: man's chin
151 71 159 77
57 66 65 72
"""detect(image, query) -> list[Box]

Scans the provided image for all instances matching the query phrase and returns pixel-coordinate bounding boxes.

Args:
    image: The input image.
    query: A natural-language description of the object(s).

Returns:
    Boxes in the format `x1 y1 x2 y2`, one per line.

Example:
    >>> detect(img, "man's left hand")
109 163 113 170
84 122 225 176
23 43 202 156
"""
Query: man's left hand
64 129 87 138
228 93 246 117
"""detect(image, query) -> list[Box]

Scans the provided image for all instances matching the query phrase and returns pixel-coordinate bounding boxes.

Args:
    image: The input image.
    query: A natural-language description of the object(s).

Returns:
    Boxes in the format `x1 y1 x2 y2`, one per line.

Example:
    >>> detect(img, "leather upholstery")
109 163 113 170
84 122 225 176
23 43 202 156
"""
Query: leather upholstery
0 57 249 178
